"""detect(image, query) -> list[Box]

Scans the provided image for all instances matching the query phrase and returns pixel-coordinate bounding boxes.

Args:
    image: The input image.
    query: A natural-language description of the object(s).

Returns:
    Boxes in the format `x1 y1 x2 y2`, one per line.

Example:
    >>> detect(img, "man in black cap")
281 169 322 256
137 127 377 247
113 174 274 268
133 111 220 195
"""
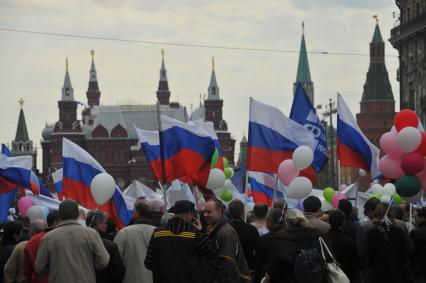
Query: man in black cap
144 200 217 283
35 200 110 283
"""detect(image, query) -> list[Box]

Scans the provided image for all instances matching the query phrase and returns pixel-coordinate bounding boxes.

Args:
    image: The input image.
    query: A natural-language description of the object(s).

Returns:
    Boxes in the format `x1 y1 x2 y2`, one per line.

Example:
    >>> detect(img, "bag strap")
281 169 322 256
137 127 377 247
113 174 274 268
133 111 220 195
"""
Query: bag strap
319 237 337 263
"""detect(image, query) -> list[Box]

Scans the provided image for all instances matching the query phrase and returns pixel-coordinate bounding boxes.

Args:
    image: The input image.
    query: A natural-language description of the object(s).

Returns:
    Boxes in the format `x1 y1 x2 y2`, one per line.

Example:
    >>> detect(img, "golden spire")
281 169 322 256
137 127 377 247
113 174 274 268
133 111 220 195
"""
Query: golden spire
90 49 95 59
161 49 164 60
212 57 215 71
65 57 69 71
302 21 305 34
18 98 25 108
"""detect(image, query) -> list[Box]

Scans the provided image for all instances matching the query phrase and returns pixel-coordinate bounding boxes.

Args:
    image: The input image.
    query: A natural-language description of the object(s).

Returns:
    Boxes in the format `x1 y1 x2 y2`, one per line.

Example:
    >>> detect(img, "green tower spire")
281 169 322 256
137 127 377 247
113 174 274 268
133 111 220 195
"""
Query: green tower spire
296 22 312 83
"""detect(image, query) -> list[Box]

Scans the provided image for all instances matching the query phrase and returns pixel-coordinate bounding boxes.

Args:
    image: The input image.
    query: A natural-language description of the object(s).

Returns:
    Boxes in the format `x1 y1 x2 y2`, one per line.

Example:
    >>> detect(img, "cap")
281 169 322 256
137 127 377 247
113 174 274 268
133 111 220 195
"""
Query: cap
173 200 196 214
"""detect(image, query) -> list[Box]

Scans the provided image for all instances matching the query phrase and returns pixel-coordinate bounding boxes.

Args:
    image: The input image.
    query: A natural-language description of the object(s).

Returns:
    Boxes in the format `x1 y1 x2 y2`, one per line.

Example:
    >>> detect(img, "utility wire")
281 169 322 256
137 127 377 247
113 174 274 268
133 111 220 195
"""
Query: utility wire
0 27 398 58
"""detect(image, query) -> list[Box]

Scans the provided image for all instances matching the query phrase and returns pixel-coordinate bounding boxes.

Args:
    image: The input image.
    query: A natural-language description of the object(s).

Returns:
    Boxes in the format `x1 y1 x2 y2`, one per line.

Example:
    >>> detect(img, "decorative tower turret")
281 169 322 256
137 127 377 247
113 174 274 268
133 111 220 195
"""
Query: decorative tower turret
294 22 314 105
156 49 171 105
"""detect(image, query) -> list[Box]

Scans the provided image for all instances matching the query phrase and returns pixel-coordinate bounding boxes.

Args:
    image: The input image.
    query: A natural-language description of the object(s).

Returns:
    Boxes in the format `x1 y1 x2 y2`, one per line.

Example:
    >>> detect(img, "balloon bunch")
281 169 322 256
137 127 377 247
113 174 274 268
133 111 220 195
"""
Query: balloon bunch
366 182 402 205
206 156 236 202
278 146 314 200
17 196 49 222
378 110 425 203
321 187 347 209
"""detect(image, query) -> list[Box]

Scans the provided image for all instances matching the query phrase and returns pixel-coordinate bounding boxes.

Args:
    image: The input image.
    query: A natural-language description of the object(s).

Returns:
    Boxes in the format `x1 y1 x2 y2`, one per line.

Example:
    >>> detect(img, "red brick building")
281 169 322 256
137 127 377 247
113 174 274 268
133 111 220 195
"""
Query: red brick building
41 51 235 188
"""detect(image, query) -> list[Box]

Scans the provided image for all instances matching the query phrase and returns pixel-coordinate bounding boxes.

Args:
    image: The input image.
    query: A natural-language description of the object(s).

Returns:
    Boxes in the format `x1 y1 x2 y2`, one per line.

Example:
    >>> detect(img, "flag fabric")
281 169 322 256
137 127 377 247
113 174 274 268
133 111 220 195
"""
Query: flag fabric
29 171 53 198
290 83 328 172
247 98 316 173
52 168 63 201
62 138 131 228
337 93 381 178
248 171 284 206
0 150 32 193
0 145 17 223
167 180 196 207
134 127 163 182
159 115 216 187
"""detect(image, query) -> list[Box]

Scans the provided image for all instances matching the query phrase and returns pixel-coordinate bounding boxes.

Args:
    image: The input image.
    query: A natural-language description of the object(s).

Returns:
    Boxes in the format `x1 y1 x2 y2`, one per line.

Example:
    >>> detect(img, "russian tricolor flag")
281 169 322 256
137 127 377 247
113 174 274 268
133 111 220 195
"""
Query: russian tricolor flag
337 93 381 178
248 171 283 206
0 145 17 223
52 168 63 201
135 127 163 182
0 149 32 193
160 115 216 187
29 171 53 198
247 98 316 174
62 138 131 228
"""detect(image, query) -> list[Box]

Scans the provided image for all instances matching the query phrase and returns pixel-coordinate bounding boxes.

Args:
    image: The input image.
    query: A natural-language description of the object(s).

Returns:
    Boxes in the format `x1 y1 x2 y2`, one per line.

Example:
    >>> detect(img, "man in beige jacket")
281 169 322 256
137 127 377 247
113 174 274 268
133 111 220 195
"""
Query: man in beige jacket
114 200 155 283
35 200 110 283
303 196 331 234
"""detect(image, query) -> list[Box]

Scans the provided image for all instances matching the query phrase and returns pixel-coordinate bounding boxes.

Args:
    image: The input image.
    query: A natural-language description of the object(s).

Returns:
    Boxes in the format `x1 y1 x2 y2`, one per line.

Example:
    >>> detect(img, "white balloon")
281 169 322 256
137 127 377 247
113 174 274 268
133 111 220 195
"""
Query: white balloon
402 191 422 203
371 183 384 195
383 183 396 197
206 168 226 191
320 197 333 212
286 176 312 199
223 179 233 190
27 206 45 223
358 169 367 177
90 173 116 205
380 195 391 203
397 127 422 153
292 146 314 170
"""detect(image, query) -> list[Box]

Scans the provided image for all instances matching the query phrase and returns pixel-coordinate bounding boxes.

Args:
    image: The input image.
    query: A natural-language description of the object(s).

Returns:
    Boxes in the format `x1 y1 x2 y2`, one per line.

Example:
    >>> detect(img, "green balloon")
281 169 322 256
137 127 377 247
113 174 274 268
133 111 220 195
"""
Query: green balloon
368 193 382 200
323 187 335 202
392 193 402 206
211 148 219 168
224 167 234 179
220 190 233 202
223 157 229 169
396 175 421 198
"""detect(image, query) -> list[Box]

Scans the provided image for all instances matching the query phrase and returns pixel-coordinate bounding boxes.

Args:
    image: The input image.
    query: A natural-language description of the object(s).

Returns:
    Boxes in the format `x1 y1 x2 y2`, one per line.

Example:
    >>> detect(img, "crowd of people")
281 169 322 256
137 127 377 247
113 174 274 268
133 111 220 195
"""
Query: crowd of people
0 195 425 283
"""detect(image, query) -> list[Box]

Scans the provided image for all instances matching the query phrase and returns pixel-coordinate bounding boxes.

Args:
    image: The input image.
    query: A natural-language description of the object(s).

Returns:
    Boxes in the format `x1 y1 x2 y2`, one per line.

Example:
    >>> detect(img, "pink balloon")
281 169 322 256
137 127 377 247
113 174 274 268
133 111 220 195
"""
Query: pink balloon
18 197 35 216
339 184 348 191
379 155 404 179
332 192 341 208
278 159 300 186
380 132 402 157
416 159 426 180
340 193 347 200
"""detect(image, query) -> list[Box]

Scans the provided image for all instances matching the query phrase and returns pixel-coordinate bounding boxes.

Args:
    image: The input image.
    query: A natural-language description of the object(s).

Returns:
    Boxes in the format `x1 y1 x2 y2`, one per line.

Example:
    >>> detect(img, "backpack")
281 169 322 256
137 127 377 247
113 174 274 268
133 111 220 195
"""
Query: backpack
294 240 325 283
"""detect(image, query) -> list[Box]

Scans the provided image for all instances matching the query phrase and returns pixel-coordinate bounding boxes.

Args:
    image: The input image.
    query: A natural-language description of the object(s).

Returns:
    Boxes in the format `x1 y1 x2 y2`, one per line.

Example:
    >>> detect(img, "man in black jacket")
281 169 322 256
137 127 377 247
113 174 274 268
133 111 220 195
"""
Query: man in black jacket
144 200 217 283
86 210 125 283
229 199 259 273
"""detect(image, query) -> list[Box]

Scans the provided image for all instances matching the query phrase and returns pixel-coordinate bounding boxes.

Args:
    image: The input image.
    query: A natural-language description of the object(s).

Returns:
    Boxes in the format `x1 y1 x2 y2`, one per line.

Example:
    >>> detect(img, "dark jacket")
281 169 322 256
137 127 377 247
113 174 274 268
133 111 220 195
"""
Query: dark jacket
254 227 285 283
230 218 259 270
410 222 426 272
341 217 360 243
327 229 360 277
205 218 251 283
366 222 413 283
144 217 217 283
96 237 125 283
0 240 18 283
266 226 325 283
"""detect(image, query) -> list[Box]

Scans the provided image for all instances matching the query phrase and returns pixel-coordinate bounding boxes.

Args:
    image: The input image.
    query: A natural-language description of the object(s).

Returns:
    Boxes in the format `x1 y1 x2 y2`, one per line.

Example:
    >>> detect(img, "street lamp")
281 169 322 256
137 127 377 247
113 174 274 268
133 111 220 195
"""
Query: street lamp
318 98 337 188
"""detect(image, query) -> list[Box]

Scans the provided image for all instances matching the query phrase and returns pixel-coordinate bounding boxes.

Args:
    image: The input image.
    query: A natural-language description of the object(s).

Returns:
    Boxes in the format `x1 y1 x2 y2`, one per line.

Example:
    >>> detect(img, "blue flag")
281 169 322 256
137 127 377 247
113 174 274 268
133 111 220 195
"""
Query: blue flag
289 83 328 172
0 144 17 223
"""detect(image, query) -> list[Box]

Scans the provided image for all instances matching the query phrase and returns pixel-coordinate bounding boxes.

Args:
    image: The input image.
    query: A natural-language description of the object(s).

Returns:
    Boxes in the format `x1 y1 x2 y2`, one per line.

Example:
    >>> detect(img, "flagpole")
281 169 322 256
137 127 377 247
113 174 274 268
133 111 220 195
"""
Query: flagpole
156 102 168 205
244 173 249 222
338 159 341 190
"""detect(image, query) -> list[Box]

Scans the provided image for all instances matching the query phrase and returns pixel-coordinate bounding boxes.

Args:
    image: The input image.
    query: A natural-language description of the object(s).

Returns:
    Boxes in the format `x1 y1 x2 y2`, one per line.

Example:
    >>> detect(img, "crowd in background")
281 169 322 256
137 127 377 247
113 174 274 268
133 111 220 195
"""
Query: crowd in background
0 195 424 283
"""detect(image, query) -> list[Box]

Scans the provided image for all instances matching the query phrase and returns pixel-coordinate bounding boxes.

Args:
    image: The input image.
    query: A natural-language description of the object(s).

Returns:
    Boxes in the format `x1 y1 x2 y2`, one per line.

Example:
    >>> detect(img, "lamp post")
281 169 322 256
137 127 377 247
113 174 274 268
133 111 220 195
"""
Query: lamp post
321 98 337 188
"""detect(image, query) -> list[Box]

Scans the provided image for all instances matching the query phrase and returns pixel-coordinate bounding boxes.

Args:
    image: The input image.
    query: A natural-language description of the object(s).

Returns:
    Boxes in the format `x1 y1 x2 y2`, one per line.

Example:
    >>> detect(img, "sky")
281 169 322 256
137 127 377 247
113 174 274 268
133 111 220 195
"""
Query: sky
0 0 401 170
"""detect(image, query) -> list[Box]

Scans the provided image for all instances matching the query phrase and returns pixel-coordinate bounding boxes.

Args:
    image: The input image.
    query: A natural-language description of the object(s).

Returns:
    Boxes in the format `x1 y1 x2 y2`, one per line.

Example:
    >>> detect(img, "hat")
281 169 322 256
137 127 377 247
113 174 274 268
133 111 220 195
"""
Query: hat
59 200 79 221
173 200 196 214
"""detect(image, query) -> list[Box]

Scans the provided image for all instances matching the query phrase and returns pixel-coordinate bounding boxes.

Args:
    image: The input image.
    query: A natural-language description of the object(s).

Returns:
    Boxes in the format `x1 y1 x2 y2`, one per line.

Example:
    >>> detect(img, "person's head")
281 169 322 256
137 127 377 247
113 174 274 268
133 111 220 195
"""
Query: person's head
228 199 245 220
2 221 23 244
400 203 411 221
272 199 288 211
329 209 345 230
46 210 60 228
286 209 308 227
133 200 151 220
173 200 196 223
253 203 268 220
203 198 225 226
394 206 404 220
30 219 47 237
266 208 287 230
86 210 108 234
151 199 165 215
372 202 395 224
303 196 322 214
413 207 426 226
338 199 352 218
59 200 79 221
363 197 380 220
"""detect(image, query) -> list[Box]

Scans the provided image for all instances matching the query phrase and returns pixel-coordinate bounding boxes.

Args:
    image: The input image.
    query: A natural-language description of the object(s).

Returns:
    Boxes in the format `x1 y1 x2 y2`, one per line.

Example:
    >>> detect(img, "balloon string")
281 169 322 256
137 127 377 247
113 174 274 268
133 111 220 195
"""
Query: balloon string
88 205 99 228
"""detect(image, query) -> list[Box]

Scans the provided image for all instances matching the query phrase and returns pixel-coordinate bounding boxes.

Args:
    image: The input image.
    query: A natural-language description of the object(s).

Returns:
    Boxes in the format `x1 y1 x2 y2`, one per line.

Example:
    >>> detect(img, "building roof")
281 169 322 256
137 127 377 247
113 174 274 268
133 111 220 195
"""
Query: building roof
62 58 74 101
296 32 312 83
189 105 205 121
15 108 29 142
371 23 384 44
207 57 220 100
